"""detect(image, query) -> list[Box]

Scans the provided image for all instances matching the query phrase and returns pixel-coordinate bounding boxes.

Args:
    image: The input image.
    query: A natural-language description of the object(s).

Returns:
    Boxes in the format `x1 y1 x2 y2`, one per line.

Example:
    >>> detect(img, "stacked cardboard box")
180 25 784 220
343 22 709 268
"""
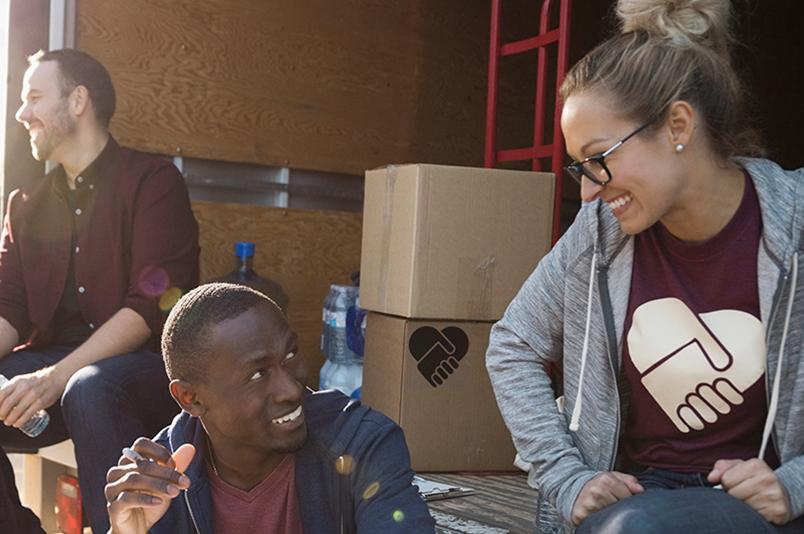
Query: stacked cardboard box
359 164 555 471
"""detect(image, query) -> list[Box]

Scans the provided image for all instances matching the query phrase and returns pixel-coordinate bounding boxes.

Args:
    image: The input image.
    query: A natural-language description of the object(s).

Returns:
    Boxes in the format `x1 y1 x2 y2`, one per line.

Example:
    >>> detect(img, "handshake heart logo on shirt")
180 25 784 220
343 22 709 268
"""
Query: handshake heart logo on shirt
408 326 469 387
627 297 765 433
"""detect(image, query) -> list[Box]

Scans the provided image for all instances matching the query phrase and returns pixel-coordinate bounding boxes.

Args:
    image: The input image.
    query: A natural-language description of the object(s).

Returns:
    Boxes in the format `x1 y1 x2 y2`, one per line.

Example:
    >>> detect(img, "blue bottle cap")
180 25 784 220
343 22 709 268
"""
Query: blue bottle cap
235 242 255 257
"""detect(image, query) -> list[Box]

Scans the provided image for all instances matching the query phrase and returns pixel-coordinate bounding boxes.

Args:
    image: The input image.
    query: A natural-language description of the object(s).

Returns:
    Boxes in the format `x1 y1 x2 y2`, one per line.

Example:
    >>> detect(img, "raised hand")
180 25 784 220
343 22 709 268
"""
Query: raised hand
105 438 195 534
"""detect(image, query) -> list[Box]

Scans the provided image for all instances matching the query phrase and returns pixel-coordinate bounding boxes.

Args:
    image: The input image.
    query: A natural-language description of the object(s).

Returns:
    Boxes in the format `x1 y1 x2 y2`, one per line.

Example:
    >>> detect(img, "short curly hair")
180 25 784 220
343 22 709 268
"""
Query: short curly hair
161 283 282 383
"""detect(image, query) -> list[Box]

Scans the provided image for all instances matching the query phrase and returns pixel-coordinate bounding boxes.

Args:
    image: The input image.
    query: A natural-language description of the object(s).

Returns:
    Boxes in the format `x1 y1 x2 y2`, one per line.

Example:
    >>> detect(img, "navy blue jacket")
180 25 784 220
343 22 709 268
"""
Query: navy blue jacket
149 390 436 533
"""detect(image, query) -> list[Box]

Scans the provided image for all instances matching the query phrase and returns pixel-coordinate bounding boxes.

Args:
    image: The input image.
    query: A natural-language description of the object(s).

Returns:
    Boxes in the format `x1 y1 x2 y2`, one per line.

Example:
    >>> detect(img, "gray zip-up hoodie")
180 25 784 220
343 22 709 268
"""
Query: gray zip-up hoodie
486 158 803 527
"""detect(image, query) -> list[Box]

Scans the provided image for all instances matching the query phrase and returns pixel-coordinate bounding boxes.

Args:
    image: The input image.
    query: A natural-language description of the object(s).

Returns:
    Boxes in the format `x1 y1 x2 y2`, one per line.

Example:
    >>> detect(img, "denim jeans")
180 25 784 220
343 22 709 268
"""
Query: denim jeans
0 346 179 533
576 467 804 533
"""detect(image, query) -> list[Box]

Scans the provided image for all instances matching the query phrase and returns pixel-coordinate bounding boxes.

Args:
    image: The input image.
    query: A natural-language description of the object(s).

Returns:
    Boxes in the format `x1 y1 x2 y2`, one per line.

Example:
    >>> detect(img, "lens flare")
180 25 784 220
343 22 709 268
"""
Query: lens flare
362 481 380 500
137 265 169 297
335 455 356 475
159 287 183 311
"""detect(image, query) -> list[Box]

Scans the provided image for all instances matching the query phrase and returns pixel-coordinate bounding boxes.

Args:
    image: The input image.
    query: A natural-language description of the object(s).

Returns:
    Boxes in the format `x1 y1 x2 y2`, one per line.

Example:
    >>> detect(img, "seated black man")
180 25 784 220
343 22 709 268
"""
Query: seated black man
104 283 435 533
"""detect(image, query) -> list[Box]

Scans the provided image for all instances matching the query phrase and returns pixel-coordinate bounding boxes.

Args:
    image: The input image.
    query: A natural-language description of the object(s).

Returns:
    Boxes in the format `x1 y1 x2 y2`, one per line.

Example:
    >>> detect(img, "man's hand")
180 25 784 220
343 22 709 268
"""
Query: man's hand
105 438 195 534
571 471 644 525
708 458 792 525
0 366 68 428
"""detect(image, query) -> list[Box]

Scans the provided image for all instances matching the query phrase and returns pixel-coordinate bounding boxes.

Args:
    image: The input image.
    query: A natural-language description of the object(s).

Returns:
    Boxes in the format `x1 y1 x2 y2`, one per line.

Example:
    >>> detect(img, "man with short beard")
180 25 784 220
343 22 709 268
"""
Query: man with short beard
105 283 435 534
0 49 199 533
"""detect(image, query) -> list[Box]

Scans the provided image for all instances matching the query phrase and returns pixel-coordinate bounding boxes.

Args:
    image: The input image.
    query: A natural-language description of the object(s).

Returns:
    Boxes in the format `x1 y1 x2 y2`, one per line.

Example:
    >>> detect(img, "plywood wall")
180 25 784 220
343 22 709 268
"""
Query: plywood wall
76 0 492 175
192 201 362 386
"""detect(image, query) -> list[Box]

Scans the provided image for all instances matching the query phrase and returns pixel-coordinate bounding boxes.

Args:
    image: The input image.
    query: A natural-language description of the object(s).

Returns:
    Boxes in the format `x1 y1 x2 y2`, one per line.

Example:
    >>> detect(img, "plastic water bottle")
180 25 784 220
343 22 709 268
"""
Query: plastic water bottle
319 289 335 389
0 374 50 438
319 285 364 398
214 242 289 312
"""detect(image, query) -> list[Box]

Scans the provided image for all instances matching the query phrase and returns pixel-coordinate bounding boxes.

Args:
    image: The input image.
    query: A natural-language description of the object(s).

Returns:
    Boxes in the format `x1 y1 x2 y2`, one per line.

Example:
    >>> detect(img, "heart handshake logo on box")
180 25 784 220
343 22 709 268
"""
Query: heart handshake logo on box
408 326 469 387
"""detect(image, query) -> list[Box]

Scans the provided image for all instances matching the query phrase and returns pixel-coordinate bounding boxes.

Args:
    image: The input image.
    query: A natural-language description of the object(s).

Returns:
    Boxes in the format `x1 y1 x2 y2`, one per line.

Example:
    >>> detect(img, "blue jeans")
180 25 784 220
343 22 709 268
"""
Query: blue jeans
0 346 179 534
576 468 804 533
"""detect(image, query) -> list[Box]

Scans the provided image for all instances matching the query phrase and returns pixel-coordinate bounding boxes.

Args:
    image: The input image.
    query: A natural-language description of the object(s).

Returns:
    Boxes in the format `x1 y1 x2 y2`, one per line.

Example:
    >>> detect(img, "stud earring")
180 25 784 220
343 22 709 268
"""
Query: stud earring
675 144 685 153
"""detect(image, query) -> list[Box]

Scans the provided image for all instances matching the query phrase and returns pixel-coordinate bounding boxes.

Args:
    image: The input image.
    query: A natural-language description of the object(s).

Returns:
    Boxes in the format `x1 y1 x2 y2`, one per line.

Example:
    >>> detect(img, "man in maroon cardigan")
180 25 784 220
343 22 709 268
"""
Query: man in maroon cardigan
0 49 199 533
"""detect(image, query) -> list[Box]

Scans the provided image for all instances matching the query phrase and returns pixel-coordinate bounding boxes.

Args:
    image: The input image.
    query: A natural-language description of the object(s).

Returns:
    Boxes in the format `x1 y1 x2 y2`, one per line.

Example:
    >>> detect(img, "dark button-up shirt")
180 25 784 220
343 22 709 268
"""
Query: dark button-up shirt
0 137 200 349
51 187 94 346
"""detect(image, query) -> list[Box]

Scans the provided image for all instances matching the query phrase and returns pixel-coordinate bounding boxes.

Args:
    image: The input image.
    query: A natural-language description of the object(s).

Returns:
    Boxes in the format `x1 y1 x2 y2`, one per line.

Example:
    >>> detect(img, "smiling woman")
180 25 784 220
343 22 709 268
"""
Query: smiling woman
485 0 804 533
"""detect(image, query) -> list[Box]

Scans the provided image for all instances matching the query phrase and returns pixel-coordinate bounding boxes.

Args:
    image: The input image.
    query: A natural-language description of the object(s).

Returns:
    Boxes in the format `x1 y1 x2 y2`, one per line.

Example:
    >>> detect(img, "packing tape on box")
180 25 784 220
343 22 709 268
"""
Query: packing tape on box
458 255 496 318
377 165 397 308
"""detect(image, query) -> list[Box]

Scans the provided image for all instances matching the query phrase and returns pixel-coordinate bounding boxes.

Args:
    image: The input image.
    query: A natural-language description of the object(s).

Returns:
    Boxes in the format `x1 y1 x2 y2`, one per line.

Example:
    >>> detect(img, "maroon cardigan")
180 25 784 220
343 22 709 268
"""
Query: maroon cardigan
0 137 199 348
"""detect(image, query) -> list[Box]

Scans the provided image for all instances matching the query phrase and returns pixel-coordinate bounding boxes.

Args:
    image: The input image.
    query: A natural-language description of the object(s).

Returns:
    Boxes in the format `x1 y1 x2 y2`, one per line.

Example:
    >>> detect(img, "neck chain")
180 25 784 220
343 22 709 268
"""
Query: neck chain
205 436 219 478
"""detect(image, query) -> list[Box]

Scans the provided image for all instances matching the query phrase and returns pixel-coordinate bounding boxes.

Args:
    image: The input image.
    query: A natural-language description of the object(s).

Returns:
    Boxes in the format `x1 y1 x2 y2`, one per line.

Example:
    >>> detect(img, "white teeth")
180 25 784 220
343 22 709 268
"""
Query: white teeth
608 194 632 210
272 405 302 424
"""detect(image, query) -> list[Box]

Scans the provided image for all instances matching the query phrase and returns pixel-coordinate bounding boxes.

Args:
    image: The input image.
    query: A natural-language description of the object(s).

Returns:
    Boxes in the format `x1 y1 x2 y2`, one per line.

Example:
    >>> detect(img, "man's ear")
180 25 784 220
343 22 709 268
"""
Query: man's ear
169 379 207 417
69 85 90 118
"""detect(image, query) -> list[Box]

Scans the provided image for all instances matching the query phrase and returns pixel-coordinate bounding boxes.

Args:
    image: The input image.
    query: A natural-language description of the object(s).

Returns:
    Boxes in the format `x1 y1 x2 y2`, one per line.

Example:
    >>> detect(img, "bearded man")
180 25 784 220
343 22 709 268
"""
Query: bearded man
0 48 199 533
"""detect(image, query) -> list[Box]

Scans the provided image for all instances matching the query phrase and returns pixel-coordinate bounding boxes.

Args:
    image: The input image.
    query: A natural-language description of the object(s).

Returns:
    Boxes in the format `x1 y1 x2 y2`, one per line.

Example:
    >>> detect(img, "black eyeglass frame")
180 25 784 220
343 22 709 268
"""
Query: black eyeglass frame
564 121 652 187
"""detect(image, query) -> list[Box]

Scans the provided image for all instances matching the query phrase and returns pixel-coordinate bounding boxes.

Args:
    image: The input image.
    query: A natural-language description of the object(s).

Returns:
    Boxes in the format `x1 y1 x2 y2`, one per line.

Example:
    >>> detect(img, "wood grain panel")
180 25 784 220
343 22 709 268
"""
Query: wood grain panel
76 0 492 174
191 201 362 386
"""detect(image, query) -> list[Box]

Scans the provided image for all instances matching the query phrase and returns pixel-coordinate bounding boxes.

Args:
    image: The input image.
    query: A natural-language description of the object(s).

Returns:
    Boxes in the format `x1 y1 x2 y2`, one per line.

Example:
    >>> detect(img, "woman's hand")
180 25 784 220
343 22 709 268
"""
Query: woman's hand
709 458 792 525
571 471 644 525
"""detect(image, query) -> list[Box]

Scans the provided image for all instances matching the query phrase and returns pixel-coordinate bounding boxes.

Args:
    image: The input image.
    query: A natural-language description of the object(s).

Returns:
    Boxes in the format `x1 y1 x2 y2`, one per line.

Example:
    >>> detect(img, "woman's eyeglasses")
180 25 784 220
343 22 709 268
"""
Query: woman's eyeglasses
564 122 652 187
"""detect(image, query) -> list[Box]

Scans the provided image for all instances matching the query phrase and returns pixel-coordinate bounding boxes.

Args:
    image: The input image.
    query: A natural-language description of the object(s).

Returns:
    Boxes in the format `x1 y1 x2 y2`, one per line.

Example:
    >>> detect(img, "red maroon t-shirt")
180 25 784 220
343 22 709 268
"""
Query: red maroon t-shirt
621 173 776 472
208 455 304 534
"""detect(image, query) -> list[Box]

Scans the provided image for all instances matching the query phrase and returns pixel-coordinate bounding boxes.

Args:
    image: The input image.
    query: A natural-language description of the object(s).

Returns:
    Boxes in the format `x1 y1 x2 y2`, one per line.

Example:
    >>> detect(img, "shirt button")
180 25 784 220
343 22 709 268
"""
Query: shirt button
78 286 86 294
75 246 80 254
89 323 95 329
77 176 84 184
75 208 82 216
89 184 94 190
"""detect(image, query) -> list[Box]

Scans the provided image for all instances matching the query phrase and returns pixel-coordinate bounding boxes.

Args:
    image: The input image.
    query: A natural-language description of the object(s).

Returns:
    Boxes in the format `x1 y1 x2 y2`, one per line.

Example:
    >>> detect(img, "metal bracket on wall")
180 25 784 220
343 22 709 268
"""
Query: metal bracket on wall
176 156 363 213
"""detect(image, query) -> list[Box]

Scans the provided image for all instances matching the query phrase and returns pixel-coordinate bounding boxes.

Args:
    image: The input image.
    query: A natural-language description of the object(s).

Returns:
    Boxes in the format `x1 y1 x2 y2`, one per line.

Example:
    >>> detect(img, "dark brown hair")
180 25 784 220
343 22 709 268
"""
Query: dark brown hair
29 48 116 128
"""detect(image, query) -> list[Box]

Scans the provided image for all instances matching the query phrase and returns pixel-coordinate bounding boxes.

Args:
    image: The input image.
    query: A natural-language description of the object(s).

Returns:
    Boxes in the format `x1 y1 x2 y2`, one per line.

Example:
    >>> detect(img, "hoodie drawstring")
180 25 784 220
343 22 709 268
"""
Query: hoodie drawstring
759 253 799 460
569 251 598 432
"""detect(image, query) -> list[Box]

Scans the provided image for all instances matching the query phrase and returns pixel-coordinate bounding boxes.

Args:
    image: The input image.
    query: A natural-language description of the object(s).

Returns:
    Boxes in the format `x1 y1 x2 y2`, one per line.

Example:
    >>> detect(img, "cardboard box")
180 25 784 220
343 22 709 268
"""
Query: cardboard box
360 164 554 321
362 312 516 471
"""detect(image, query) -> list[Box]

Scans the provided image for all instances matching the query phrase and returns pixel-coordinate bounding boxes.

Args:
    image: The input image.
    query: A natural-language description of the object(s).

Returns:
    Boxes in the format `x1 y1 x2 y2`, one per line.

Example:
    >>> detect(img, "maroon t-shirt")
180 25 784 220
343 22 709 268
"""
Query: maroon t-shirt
621 173 776 472
208 455 304 534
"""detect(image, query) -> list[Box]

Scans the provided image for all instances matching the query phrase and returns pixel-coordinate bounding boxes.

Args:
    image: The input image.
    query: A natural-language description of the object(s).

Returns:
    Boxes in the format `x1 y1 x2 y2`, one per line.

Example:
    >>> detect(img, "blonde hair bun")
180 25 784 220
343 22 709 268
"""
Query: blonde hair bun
617 0 732 54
